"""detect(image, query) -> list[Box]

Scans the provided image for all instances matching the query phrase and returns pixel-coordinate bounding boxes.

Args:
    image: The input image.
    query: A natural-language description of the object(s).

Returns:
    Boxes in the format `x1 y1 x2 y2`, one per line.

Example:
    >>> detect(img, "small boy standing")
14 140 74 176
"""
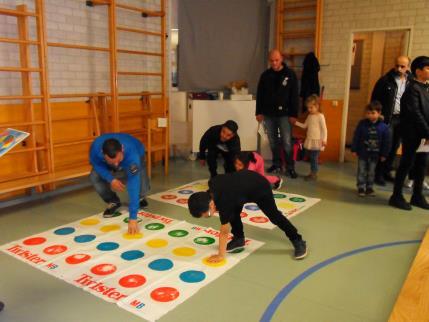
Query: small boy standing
351 101 391 196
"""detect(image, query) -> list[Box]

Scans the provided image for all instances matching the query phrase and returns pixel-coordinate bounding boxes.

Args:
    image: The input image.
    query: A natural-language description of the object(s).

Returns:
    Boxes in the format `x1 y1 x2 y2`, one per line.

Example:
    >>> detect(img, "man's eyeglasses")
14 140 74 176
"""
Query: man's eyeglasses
396 64 407 69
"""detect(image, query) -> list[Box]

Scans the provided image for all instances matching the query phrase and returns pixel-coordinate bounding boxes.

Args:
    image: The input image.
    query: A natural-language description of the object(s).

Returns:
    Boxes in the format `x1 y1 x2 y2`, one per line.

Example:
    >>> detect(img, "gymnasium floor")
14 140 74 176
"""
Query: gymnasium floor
0 159 427 322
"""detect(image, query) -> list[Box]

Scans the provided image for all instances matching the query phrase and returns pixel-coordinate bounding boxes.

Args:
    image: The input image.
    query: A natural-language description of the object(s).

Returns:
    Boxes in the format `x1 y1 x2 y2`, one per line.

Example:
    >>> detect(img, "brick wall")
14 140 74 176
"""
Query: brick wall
0 0 163 100
320 0 429 100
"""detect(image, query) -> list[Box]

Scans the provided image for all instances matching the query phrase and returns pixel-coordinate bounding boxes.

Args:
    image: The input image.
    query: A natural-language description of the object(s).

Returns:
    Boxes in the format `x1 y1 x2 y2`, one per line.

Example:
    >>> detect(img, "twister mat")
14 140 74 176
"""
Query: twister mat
0 210 263 322
149 180 320 229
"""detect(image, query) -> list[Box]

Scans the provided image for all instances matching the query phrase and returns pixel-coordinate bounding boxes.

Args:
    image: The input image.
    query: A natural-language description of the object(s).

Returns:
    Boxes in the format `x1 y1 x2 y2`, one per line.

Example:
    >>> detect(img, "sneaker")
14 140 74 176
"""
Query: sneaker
267 165 282 174
389 195 412 210
365 187 376 197
226 237 245 252
358 188 365 197
374 176 386 186
292 239 307 260
139 198 149 209
410 195 429 209
273 177 283 190
405 180 414 189
103 202 121 218
286 169 298 179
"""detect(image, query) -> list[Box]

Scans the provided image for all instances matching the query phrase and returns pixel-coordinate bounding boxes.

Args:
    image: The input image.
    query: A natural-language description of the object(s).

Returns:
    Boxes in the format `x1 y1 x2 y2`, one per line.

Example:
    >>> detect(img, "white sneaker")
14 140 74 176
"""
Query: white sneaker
405 180 414 189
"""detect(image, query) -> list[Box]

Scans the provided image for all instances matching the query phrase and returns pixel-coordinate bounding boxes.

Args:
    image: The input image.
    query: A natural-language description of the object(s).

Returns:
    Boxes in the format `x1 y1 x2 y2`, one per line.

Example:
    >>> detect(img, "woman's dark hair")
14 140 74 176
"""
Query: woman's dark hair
233 151 256 169
102 138 122 158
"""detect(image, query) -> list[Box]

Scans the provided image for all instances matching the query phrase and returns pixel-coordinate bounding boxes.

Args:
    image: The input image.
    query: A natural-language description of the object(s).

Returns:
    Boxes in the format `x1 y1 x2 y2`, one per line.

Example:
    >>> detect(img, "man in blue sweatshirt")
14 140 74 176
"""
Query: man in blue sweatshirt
89 133 150 234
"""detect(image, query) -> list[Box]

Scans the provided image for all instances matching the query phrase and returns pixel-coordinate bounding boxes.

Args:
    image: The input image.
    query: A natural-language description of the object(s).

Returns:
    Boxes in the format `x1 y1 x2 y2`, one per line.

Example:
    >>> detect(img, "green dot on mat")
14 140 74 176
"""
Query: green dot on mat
289 197 306 202
168 230 189 237
273 193 287 199
194 236 215 245
145 223 165 230
111 210 123 217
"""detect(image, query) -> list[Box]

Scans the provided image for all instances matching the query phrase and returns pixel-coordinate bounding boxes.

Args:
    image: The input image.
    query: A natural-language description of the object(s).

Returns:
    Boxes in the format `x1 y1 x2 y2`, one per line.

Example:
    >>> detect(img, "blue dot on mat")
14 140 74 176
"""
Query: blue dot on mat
179 270 206 283
245 205 260 211
54 227 75 235
121 250 145 261
97 242 119 251
74 234 96 243
148 258 174 271
178 189 194 194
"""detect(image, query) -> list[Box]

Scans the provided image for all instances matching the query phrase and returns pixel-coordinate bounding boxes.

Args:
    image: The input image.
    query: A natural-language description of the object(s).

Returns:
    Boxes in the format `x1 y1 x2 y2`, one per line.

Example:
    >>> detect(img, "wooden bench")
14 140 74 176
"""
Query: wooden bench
389 229 429 322
0 164 91 195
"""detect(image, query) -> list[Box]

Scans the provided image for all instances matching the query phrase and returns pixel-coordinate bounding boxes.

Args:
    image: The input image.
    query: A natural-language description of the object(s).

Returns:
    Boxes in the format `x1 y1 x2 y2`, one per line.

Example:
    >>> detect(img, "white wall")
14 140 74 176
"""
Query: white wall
0 0 163 99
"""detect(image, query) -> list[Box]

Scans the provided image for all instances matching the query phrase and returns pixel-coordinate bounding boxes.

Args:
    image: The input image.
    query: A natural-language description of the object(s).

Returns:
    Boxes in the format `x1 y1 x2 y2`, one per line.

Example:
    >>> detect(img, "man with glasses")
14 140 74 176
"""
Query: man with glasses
371 56 411 185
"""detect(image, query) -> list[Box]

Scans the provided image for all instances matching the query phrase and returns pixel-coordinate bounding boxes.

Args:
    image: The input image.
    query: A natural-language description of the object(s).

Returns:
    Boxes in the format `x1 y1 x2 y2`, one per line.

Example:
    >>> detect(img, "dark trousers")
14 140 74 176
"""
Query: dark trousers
376 116 401 178
206 148 235 177
392 138 428 198
264 116 295 170
89 158 150 204
230 194 302 242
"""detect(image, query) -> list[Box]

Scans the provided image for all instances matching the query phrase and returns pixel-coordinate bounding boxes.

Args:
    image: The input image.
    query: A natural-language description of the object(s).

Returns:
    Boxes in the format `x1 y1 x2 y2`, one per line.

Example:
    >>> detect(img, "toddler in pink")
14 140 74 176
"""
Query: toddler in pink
234 151 283 189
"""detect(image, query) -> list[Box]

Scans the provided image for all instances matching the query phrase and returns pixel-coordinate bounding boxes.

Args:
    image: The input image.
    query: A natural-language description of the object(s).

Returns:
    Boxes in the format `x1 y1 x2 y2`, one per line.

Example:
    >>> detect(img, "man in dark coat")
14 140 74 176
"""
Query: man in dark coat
389 56 429 210
371 56 411 184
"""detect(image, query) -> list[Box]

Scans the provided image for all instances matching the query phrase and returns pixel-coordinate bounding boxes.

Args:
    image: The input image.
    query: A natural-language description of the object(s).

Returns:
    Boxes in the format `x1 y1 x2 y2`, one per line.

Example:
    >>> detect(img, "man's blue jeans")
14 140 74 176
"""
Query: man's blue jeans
89 158 150 204
264 116 295 170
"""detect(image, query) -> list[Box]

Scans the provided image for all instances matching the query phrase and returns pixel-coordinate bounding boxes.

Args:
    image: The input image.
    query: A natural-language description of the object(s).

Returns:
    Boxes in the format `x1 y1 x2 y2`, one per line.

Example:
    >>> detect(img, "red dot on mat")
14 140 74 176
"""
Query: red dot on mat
249 216 269 223
43 245 68 255
65 254 91 264
119 274 147 288
23 237 47 246
150 287 180 302
90 263 117 276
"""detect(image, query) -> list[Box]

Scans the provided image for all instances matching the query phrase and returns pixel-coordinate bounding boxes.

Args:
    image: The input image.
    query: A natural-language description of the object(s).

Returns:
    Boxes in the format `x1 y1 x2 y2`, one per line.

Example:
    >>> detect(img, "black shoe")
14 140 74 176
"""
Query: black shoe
365 187 376 197
374 176 386 186
389 195 412 210
410 195 429 209
139 198 149 209
358 188 365 197
0 301 4 312
267 165 282 174
226 237 245 252
103 202 121 218
286 169 298 179
273 177 283 190
292 239 307 260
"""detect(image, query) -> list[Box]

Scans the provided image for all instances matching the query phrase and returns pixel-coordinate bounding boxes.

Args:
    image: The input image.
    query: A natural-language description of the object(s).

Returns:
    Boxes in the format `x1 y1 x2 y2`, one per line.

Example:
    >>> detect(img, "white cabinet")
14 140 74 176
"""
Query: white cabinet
189 99 258 152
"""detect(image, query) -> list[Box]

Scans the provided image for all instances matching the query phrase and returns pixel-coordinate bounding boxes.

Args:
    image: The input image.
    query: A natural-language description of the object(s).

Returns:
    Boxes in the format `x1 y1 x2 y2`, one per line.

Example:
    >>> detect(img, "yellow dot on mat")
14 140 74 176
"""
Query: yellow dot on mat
100 224 121 232
172 247 196 257
146 239 168 248
277 202 296 210
80 218 100 226
122 232 143 240
202 256 227 267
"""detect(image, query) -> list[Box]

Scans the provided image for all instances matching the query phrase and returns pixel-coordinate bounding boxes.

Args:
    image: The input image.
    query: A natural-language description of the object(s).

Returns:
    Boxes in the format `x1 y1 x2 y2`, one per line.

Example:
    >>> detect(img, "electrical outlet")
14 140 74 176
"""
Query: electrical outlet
332 100 338 107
